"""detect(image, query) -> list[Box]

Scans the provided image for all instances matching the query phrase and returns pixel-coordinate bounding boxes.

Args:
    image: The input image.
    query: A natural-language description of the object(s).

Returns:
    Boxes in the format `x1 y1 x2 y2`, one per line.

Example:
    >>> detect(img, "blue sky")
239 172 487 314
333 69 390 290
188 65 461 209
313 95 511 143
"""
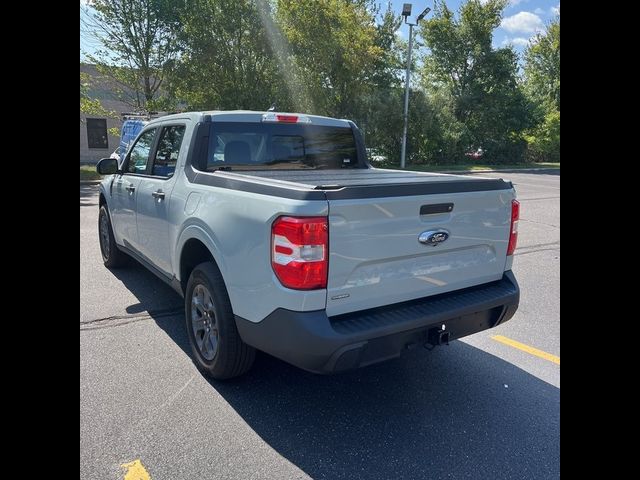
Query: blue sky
81 0 559 61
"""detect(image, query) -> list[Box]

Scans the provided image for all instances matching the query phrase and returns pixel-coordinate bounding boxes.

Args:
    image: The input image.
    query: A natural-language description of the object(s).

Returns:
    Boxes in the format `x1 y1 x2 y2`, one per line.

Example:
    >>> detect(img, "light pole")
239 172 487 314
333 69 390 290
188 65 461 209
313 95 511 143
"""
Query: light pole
400 4 430 169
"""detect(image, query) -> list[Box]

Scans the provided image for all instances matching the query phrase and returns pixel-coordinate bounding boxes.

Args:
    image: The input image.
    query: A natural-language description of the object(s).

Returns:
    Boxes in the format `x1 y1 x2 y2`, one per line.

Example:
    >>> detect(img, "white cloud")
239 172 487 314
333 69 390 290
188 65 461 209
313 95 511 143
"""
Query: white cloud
501 11 544 34
502 37 531 47
550 4 560 15
486 0 529 5
534 7 544 14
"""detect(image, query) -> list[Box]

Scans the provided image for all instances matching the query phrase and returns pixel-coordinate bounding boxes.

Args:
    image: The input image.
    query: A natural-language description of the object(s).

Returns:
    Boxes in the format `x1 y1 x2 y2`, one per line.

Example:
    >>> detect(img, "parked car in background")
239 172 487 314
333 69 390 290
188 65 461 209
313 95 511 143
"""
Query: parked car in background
366 147 387 164
118 118 148 166
465 147 484 160
109 146 122 163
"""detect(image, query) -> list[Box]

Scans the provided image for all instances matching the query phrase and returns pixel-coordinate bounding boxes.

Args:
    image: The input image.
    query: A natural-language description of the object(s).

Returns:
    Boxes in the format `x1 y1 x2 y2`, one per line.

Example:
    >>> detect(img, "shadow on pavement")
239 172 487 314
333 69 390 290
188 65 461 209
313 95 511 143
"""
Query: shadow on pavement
206 344 559 480
109 258 559 480
107 257 184 318
81 184 100 207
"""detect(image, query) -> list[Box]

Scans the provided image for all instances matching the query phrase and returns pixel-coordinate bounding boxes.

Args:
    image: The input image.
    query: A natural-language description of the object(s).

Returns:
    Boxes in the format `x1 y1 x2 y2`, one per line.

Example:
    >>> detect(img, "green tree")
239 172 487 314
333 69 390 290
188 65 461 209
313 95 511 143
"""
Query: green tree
368 2 404 91
82 0 181 111
523 16 560 162
524 17 560 112
356 2 405 161
80 71 120 137
419 0 531 163
80 72 112 117
275 0 383 117
524 109 559 163
171 0 286 111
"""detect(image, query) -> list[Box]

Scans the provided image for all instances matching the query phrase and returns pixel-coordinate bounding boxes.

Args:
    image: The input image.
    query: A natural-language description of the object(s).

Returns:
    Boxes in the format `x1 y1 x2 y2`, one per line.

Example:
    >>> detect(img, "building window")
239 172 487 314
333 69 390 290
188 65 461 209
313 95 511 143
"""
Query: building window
87 118 108 149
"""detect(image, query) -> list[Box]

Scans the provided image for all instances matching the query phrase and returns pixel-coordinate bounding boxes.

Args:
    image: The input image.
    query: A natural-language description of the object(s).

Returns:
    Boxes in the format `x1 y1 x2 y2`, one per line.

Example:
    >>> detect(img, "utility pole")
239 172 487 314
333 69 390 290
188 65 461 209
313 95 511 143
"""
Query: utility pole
400 4 431 169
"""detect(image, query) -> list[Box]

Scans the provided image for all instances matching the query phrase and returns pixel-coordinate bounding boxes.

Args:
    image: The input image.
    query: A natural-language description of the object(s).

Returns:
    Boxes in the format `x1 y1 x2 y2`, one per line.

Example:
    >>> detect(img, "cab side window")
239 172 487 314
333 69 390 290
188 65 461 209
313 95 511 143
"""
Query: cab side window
126 129 157 174
152 125 186 177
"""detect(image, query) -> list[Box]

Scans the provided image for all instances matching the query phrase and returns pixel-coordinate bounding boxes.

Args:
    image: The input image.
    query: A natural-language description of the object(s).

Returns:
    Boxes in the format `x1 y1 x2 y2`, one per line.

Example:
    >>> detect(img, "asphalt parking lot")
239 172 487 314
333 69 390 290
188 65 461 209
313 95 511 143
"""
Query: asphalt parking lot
80 170 560 479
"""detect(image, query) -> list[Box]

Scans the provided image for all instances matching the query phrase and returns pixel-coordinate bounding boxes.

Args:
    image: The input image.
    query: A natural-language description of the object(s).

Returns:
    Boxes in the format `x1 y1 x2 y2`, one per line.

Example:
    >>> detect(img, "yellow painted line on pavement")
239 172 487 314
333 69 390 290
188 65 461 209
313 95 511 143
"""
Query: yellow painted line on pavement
121 459 151 480
491 335 560 365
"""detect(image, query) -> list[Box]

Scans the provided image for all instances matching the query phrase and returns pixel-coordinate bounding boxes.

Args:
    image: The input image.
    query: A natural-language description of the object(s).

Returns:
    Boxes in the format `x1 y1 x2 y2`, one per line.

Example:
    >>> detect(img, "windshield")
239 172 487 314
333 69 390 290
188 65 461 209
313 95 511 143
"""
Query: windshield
205 122 360 170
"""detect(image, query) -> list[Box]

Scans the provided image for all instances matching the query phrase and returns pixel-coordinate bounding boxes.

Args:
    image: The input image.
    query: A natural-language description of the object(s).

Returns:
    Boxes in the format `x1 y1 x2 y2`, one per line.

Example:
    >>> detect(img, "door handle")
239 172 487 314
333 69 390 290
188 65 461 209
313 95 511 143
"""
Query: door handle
125 185 136 193
152 190 165 199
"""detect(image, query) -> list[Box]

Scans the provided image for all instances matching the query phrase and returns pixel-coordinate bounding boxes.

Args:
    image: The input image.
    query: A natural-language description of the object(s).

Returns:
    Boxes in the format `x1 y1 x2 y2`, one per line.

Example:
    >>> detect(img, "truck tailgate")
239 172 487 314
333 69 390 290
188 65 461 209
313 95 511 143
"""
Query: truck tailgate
218 168 515 317
326 186 515 316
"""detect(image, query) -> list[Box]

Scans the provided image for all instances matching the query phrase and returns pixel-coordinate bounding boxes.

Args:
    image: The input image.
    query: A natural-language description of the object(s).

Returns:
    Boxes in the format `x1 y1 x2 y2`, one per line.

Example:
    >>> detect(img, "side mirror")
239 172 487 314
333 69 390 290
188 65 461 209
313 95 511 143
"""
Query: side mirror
96 158 119 175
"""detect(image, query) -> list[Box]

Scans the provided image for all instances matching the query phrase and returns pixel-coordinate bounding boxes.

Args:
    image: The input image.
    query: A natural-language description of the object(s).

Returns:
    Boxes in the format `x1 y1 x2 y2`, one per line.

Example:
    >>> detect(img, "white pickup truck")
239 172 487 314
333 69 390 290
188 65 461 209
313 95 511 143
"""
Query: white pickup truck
96 111 520 379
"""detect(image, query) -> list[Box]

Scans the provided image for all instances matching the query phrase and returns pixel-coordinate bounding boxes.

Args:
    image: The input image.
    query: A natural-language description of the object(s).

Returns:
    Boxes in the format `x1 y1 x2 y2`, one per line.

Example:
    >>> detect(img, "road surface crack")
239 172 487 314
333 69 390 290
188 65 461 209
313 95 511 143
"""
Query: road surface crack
80 307 183 331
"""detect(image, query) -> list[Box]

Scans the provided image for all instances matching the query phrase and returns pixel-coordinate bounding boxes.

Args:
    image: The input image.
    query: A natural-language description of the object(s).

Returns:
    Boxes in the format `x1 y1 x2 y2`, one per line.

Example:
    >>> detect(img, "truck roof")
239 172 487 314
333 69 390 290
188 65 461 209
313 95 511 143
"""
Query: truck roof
145 110 352 128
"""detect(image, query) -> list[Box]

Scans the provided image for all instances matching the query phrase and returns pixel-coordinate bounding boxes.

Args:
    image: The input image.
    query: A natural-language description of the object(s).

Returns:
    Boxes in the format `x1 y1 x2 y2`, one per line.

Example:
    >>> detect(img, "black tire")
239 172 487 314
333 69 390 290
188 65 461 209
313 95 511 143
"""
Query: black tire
98 205 127 268
185 261 255 380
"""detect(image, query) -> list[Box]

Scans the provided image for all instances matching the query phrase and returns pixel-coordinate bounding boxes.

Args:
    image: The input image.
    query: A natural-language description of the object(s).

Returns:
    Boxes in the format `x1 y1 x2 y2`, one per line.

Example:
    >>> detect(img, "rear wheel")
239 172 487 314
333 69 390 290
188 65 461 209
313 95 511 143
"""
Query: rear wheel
98 205 127 268
185 261 255 379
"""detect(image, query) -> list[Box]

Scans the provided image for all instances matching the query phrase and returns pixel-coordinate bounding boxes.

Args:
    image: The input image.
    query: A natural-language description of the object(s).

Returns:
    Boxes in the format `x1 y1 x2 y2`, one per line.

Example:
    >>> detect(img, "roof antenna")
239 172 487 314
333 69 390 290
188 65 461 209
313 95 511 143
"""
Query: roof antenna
267 102 277 112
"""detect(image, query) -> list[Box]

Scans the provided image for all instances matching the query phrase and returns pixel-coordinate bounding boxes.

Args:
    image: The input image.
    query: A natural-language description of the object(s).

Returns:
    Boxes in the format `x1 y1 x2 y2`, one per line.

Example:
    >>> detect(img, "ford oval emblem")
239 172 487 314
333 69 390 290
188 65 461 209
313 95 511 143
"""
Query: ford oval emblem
418 230 450 246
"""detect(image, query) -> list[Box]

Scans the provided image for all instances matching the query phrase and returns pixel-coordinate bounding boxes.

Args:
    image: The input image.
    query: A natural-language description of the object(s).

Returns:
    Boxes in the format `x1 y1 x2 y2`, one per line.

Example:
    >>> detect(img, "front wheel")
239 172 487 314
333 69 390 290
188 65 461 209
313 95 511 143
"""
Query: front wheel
98 205 127 268
185 261 255 380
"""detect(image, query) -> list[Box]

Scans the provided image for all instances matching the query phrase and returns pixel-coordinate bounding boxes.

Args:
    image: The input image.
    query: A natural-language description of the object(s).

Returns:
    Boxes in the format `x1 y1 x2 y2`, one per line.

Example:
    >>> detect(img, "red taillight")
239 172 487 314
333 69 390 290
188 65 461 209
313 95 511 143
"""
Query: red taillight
507 199 520 256
271 216 328 290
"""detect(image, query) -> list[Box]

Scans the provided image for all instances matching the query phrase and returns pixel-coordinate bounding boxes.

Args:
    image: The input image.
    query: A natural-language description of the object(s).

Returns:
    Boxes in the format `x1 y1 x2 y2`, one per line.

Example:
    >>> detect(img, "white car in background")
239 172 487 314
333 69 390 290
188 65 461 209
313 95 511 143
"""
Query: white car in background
366 148 387 164
109 146 122 162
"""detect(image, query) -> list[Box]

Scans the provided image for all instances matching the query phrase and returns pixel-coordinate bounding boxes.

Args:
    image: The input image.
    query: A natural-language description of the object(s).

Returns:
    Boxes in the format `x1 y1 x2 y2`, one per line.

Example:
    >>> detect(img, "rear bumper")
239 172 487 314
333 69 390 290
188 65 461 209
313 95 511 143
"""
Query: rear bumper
235 270 519 374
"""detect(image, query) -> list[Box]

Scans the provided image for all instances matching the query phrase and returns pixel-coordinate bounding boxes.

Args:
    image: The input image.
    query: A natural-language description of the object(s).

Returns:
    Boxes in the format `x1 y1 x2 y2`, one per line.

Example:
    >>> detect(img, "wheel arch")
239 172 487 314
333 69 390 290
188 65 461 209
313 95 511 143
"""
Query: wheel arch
176 225 227 294
98 183 111 211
